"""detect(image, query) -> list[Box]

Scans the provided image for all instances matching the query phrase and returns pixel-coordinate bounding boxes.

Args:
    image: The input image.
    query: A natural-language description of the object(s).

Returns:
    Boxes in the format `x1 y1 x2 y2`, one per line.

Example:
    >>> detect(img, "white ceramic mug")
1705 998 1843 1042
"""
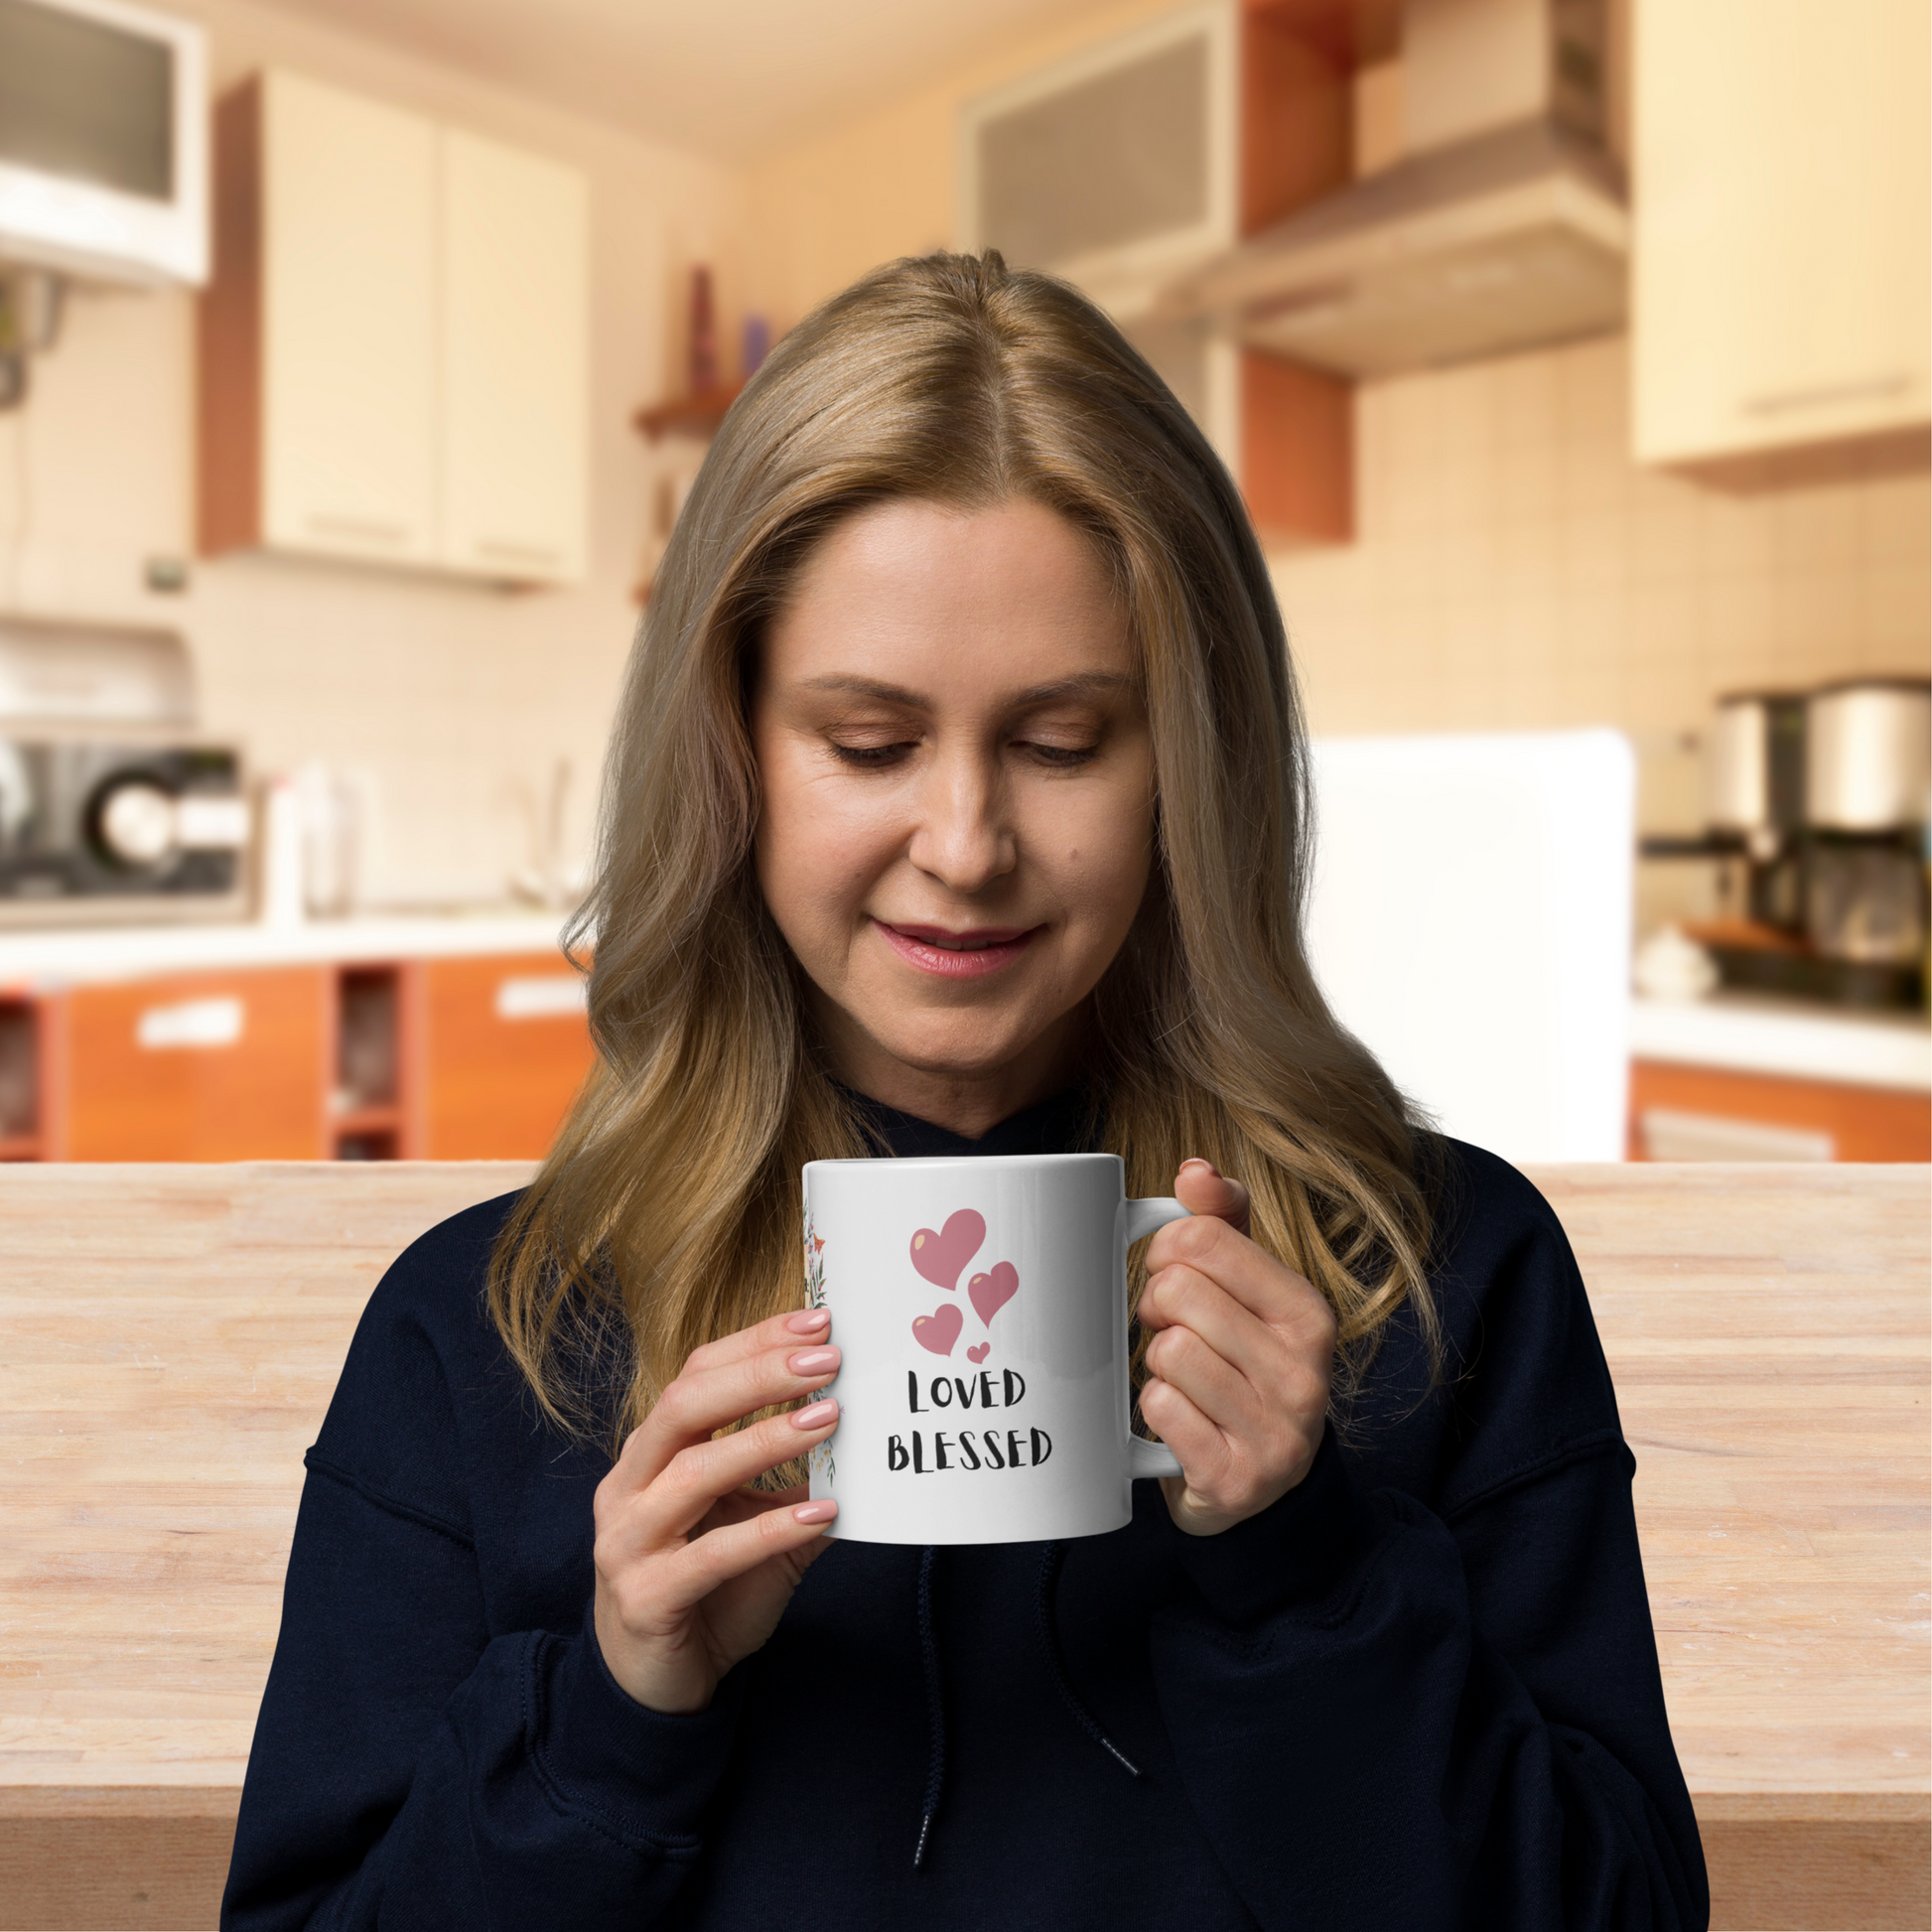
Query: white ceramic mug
801 1153 1189 1544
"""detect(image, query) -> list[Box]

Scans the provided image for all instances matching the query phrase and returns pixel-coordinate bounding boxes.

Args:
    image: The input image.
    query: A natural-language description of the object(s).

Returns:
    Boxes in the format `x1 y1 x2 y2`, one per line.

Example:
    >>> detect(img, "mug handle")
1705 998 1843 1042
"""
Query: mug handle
1124 1195 1190 1481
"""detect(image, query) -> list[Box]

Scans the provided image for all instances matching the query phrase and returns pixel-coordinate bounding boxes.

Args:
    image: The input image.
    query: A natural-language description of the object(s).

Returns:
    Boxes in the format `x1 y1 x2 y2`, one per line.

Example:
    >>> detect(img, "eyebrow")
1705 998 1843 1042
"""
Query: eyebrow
797 671 1133 708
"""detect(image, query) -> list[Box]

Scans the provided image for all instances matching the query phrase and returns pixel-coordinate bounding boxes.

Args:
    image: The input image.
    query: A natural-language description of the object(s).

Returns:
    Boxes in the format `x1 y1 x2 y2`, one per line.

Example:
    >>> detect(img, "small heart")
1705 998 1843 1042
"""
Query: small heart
909 1209 985 1292
966 1341 991 1364
912 1304 963 1356
968 1261 1019 1330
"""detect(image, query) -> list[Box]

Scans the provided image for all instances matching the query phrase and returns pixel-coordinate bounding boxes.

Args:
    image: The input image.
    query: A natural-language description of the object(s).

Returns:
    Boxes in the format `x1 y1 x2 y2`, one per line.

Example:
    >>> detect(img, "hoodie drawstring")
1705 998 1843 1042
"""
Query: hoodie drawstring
911 1539 1142 1870
913 1546 945 1868
1034 1540 1143 1778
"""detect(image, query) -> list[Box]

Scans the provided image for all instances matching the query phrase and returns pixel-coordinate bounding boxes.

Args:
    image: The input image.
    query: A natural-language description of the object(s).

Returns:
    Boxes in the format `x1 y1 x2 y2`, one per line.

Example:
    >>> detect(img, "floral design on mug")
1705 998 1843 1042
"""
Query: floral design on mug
802 1213 834 1485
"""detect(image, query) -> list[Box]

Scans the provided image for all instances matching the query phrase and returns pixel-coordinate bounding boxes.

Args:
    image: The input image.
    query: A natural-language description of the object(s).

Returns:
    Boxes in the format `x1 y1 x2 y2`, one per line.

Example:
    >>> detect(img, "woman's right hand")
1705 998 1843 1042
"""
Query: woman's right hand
591 1307 842 1714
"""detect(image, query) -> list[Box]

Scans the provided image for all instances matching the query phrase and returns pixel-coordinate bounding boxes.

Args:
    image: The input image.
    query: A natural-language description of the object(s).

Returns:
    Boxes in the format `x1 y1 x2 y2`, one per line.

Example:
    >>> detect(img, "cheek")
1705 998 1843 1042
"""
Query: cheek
1051 776 1155 938
755 755 896 947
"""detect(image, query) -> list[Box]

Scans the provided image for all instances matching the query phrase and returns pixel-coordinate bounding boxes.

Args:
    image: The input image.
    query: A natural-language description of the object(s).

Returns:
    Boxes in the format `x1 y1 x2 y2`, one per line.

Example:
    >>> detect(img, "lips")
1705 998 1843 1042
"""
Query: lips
873 919 1039 979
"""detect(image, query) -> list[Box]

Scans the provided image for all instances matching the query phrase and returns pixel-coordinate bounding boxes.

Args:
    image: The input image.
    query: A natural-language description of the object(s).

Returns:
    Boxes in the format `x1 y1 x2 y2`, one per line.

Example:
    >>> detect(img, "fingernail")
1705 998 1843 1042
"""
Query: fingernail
786 1309 830 1333
793 1499 837 1525
791 1398 838 1431
787 1346 839 1376
1180 1158 1215 1174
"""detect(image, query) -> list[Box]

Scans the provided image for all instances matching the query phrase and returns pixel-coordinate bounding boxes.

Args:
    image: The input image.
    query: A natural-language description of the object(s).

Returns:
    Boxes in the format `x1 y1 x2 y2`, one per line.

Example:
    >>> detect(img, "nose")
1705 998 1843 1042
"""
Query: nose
905 740 1017 894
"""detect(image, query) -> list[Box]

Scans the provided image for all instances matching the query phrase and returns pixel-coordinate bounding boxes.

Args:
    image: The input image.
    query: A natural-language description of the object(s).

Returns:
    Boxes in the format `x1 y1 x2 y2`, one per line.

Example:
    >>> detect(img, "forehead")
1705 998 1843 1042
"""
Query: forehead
762 497 1131 692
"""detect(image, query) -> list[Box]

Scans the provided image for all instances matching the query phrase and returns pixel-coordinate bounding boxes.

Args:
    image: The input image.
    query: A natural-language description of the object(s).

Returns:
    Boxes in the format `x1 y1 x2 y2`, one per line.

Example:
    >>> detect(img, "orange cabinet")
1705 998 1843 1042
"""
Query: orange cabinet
418 953 594 1160
56 968 332 1161
1629 1059 1931 1164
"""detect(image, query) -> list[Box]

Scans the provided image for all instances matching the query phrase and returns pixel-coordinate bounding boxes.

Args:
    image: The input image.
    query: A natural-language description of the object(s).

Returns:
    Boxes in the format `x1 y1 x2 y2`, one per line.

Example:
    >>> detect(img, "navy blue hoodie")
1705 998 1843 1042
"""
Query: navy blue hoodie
222 1093 1708 1929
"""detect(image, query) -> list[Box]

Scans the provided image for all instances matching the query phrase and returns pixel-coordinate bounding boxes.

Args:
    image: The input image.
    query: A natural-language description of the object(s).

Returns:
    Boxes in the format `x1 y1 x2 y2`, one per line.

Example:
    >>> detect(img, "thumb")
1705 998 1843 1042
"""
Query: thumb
1174 1158 1250 1236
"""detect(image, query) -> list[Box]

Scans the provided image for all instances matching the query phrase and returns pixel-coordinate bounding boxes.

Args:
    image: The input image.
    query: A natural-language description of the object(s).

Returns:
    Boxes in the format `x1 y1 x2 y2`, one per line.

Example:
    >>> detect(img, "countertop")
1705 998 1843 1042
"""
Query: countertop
0 1162 1924 1930
0 907 576 991
1631 990 1932 1092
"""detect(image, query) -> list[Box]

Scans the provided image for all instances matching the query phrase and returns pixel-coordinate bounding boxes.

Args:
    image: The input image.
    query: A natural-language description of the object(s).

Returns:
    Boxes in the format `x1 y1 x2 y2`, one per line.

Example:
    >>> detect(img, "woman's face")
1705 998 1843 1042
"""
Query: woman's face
752 496 1154 1134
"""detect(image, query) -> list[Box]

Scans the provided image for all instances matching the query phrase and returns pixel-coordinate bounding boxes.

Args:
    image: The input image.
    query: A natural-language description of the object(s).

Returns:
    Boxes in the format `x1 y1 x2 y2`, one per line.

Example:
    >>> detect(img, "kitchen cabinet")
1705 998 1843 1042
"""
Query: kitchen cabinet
56 967 331 1161
202 73 439 569
420 954 595 1160
438 131 590 584
1632 0 1930 479
961 0 1365 545
1629 1058 1930 1164
0 932 595 1164
200 71 588 586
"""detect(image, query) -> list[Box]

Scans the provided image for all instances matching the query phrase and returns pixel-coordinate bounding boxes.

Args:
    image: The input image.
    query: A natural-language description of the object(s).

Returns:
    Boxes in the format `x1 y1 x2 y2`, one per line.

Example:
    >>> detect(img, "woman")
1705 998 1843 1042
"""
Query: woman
223 252 1706 1930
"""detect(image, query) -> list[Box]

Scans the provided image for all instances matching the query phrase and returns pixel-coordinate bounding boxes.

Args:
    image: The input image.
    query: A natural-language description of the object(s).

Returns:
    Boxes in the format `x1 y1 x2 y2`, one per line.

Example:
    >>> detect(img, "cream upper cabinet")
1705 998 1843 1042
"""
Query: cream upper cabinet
258 74 439 566
1632 0 1930 473
201 71 589 586
438 132 588 585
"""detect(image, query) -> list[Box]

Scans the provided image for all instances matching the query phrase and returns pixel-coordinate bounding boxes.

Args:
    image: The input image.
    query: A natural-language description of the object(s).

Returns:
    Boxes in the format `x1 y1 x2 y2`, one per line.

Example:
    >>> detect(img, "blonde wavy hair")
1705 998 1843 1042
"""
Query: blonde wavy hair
490 250 1438 1452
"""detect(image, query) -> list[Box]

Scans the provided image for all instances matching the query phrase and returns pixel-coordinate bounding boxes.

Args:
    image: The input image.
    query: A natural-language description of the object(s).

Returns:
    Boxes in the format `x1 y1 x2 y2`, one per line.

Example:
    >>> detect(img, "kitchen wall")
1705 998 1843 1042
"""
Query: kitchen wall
0 0 747 904
1275 337 1931 801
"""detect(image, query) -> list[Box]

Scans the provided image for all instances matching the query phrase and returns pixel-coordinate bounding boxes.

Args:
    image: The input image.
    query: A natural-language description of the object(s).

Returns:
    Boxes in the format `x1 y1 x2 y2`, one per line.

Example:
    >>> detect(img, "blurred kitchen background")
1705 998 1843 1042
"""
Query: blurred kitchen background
0 0 1923 1168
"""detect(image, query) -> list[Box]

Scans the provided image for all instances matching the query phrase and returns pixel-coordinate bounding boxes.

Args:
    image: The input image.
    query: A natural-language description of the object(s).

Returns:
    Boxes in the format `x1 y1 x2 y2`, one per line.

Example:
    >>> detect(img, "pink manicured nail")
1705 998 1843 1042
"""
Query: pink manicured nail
787 1346 839 1376
1180 1158 1214 1174
786 1309 830 1333
793 1499 837 1524
791 1398 838 1431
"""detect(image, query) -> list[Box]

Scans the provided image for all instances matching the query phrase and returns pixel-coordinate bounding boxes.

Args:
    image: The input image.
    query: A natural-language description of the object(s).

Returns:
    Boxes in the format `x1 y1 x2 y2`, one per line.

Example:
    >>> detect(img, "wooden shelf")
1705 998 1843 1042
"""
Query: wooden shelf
633 382 745 443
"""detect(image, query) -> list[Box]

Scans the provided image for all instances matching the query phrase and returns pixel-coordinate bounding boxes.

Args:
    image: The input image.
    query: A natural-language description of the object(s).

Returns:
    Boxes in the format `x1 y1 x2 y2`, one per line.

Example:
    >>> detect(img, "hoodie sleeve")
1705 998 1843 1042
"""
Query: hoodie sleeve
220 1201 744 1932
1148 1155 1709 1932
221 1465 741 1932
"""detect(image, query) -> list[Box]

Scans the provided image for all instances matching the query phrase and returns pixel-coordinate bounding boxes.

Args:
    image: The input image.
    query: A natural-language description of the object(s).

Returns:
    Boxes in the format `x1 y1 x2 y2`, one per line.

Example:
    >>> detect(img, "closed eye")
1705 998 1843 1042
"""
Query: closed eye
1024 742 1101 767
827 740 915 768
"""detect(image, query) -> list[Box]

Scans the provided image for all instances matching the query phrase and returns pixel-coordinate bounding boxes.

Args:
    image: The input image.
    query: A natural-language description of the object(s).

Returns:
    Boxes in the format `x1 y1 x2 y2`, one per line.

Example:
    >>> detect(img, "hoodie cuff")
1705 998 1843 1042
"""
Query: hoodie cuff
1168 1429 1380 1626
531 1601 745 1848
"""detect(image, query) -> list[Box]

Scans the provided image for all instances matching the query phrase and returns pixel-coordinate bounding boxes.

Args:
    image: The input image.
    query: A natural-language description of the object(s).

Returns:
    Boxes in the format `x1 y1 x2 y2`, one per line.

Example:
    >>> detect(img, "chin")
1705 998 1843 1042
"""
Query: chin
869 1010 1046 1080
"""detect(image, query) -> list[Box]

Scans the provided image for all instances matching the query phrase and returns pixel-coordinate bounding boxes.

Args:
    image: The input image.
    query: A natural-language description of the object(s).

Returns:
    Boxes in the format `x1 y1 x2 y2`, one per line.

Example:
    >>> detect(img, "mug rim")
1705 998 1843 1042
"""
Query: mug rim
802 1152 1123 1173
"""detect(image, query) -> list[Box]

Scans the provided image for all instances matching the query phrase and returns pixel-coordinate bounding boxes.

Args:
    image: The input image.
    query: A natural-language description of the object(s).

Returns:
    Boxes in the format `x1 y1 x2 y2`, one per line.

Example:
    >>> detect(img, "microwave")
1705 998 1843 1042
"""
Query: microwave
0 0 208 285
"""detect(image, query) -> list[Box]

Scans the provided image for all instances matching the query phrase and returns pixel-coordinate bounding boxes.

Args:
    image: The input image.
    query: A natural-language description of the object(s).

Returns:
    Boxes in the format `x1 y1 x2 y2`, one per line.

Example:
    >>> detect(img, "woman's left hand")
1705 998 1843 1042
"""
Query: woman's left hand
1138 1160 1338 1537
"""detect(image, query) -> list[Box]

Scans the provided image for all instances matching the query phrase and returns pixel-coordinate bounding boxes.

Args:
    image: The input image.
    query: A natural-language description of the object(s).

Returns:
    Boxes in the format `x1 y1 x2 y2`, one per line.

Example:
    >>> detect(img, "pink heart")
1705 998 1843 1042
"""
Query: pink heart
967 1341 990 1364
909 1210 985 1292
912 1304 963 1356
968 1261 1019 1330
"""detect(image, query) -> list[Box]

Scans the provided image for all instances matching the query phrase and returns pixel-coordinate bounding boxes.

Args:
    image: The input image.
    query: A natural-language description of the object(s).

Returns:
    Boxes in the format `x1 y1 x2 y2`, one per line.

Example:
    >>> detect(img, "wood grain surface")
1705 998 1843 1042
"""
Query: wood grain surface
0 1162 1924 1931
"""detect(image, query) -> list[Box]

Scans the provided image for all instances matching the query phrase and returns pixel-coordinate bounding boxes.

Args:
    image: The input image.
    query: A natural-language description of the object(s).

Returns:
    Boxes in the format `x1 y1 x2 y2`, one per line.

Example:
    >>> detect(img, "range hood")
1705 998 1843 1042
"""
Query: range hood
1163 0 1626 378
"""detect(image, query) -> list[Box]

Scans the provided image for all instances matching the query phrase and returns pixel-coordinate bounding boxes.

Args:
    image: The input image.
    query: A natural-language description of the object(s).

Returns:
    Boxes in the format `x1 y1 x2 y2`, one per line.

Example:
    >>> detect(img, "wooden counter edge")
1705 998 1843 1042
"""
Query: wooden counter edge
0 1786 241 1822
3 1784 1920 1825
0 1789 239 1932
1692 1789 1930 1825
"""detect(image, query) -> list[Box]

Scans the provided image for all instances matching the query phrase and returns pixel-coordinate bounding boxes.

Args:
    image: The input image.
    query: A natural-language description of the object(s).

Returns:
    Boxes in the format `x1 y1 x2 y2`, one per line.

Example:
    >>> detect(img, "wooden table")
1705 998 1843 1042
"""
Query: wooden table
0 1163 1925 1931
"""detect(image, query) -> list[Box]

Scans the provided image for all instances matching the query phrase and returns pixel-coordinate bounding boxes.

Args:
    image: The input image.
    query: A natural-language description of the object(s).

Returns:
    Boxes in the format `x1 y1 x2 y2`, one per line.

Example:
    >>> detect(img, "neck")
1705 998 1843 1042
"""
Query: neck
813 1000 1091 1141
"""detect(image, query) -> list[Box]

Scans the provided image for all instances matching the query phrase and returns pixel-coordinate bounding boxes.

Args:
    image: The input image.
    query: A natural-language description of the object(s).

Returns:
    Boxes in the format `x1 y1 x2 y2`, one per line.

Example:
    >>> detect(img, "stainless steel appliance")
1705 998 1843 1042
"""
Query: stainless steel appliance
1647 675 1930 1009
1806 678 1931 831
1802 677 1929 988
1703 689 1807 928
0 617 249 924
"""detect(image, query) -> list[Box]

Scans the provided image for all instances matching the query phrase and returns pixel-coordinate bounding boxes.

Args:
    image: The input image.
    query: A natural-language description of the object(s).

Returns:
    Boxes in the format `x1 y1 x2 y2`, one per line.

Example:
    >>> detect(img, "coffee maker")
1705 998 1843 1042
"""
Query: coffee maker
1703 689 1807 924
1802 679 1929 1000
1671 677 1930 1009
